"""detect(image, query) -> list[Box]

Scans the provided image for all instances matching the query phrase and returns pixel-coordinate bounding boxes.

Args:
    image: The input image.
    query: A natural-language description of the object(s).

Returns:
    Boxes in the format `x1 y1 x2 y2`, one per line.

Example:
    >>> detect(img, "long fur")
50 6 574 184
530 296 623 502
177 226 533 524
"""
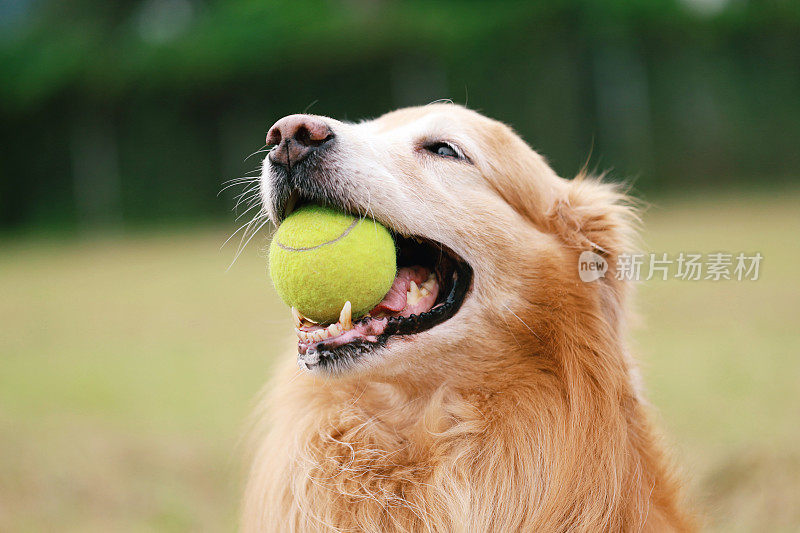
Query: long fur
243 105 695 532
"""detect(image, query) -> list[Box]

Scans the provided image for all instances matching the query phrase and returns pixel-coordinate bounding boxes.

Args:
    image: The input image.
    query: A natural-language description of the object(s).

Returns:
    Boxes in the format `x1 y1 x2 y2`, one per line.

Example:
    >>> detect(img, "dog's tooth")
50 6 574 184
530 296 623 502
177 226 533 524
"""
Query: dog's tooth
316 329 329 341
295 307 315 322
421 273 436 292
407 280 422 305
291 307 303 328
297 330 308 342
339 301 353 331
328 323 341 337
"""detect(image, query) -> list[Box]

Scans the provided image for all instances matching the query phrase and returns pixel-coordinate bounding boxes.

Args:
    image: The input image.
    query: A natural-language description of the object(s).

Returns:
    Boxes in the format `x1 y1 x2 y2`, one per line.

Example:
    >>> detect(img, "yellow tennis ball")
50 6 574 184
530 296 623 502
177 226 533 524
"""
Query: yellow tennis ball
268 205 397 324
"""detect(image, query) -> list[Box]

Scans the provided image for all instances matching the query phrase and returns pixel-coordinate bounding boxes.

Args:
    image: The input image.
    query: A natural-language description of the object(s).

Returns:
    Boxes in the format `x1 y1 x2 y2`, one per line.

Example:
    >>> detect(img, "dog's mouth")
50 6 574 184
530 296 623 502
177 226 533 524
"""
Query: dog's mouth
283 198 472 372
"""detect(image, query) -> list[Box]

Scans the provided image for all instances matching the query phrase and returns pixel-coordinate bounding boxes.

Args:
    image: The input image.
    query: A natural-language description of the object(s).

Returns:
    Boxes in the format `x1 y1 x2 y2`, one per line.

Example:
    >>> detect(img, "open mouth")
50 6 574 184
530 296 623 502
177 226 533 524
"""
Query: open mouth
292 231 473 371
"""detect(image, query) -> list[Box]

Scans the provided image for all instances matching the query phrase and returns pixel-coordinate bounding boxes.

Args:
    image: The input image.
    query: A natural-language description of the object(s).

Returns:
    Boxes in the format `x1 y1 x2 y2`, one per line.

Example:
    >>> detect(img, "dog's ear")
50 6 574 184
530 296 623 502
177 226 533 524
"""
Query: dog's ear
547 173 639 261
546 174 640 335
478 121 638 258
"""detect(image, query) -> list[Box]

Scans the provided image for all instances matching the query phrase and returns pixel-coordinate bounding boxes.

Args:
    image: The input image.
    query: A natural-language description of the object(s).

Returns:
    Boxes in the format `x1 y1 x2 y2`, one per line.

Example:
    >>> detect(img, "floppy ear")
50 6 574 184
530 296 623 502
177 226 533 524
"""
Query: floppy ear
545 174 640 336
547 173 639 262
477 120 638 259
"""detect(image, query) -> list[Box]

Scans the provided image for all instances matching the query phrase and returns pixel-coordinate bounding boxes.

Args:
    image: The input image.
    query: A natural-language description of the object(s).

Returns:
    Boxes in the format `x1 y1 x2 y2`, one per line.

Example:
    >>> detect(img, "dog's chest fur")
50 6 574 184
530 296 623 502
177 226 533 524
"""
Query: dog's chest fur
246 372 540 531
243 355 692 532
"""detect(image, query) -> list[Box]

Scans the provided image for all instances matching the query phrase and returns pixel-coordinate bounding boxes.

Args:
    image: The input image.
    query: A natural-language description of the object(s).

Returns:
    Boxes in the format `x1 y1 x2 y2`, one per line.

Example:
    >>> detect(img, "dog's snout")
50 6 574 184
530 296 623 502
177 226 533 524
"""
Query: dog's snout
267 114 334 167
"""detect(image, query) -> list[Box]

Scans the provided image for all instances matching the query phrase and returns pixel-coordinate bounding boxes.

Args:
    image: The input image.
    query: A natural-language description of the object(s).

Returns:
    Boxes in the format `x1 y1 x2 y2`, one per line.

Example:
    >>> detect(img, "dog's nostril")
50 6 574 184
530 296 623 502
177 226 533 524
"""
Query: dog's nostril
266 125 282 147
294 126 311 146
294 125 334 148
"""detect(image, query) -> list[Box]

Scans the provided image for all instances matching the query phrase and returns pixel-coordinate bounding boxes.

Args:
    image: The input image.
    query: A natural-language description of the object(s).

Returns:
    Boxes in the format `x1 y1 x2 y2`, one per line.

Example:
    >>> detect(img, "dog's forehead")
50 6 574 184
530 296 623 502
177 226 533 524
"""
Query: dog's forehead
365 105 478 136
360 104 494 149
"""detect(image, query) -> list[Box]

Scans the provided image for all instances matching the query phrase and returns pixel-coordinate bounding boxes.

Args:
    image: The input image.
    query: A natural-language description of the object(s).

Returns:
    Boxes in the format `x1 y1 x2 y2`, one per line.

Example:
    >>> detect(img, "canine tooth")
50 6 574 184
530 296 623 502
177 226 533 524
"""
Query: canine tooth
291 307 302 328
407 280 422 305
339 301 353 331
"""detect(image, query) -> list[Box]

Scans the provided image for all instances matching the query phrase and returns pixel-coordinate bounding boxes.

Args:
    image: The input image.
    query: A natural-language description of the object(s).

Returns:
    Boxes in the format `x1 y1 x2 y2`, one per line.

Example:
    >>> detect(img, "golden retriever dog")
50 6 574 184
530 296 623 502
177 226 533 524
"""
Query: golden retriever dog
243 104 694 531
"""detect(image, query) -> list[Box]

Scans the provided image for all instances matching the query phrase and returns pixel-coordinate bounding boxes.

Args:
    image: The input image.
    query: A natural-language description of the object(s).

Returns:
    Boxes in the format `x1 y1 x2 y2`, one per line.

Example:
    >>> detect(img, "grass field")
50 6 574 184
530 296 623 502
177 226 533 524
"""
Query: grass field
1 190 798 531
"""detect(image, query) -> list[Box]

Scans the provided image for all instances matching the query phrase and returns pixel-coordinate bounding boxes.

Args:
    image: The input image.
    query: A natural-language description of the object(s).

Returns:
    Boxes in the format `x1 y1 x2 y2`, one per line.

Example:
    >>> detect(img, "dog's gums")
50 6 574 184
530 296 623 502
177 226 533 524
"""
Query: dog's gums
290 233 473 370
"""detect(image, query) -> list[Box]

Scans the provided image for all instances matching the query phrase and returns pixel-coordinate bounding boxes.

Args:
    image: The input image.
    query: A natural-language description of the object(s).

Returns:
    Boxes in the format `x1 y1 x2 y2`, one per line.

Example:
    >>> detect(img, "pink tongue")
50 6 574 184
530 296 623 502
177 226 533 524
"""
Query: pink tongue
371 266 430 313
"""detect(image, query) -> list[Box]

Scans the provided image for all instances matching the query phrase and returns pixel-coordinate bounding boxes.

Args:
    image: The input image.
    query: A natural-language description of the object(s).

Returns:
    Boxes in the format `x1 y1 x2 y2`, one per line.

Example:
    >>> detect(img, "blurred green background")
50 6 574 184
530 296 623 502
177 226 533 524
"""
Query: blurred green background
1 0 799 531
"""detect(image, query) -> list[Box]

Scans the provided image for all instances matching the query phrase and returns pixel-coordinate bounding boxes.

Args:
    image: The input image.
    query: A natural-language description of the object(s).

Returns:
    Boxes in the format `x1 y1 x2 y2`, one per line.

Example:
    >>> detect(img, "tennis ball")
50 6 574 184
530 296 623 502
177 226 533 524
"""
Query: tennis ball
268 205 396 324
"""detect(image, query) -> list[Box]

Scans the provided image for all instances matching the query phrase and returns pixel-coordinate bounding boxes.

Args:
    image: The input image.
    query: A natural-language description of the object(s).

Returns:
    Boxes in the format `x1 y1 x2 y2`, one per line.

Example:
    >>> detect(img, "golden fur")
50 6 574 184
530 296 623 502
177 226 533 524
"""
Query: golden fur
244 105 695 531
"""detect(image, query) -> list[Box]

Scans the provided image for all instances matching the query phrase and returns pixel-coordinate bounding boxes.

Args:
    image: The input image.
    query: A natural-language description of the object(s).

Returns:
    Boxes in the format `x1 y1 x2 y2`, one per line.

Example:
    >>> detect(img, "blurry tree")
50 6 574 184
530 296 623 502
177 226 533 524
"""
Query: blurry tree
0 0 798 231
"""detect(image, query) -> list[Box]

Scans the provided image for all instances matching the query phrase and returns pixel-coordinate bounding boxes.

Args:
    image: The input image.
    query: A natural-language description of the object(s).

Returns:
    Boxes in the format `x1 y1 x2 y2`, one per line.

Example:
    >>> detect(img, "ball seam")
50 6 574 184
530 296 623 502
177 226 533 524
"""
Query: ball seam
274 218 360 252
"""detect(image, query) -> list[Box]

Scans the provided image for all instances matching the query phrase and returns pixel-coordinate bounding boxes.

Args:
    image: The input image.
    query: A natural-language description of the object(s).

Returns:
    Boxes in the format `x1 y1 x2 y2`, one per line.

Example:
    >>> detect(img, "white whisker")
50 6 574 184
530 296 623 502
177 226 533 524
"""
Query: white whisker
217 177 259 197
244 145 270 162
234 201 265 222
227 216 270 271
501 303 543 342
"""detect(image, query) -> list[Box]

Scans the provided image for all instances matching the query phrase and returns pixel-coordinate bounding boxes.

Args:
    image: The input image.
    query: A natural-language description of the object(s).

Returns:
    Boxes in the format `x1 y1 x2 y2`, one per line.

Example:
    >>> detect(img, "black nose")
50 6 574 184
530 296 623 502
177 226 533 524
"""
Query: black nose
266 114 334 167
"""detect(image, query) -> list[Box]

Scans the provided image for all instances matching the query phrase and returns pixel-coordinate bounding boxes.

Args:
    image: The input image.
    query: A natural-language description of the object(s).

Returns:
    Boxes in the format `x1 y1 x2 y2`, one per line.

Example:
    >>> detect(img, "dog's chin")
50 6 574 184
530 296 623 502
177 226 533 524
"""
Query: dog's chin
267 168 474 377
296 327 453 378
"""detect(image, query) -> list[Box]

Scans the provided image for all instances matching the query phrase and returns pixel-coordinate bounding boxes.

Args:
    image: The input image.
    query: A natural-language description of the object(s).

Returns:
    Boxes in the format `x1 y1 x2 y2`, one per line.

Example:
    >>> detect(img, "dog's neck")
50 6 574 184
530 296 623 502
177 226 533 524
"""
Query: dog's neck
243 321 692 531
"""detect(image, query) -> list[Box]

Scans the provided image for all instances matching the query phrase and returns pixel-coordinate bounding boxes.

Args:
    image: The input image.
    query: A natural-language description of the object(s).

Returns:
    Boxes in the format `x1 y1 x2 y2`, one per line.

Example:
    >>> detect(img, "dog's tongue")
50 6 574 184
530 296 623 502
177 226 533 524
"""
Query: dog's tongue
296 265 439 354
371 266 430 313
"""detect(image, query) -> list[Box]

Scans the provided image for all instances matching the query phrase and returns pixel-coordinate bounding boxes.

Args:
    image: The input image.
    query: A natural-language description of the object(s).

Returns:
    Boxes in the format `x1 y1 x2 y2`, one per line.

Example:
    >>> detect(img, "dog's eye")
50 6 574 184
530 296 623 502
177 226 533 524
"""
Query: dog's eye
425 141 461 160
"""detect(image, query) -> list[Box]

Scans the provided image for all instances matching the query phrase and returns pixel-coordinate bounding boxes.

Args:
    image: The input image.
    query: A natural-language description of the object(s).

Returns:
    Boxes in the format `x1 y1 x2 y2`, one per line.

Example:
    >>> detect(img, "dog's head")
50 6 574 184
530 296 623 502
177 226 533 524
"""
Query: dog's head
260 104 635 380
